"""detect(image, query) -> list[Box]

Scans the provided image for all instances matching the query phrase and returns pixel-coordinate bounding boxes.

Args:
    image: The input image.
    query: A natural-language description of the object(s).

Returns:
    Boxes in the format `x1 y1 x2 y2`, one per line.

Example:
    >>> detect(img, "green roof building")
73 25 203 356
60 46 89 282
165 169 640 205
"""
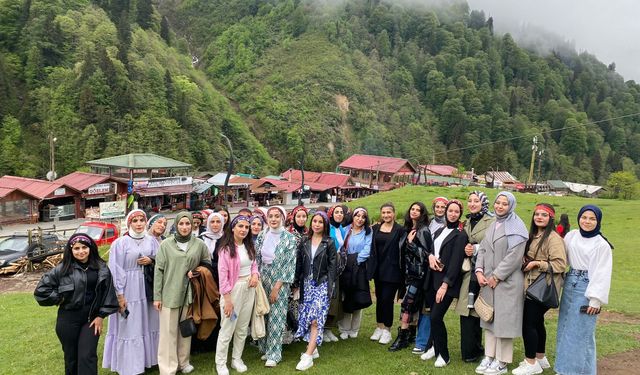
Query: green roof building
87 153 192 179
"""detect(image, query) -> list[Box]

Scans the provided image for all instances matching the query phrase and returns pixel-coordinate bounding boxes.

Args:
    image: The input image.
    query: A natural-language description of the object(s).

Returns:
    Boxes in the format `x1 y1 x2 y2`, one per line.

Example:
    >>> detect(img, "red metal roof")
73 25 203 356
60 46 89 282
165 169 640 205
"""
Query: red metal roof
338 154 416 174
0 175 80 200
420 164 458 176
55 171 111 191
0 187 38 200
280 169 353 189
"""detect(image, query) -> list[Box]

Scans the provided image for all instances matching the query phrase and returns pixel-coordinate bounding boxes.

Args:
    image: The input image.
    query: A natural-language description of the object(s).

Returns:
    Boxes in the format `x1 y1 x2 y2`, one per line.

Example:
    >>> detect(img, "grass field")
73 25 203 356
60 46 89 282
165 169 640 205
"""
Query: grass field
0 186 638 374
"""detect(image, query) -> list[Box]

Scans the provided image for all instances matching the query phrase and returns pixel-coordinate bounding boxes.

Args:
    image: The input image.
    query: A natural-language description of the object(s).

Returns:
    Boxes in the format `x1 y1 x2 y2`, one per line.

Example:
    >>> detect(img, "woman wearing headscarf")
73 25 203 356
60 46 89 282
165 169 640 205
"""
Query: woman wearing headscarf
250 215 265 243
293 210 337 371
214 206 231 232
35 234 119 375
153 211 211 375
323 204 350 342
288 205 309 243
191 212 205 237
429 197 449 235
554 205 612 375
391 202 431 353
338 206 373 340
455 191 495 363
148 214 167 244
255 206 298 367
424 200 467 368
199 212 225 284
103 209 160 375
370 203 406 346
474 192 528 375
512 203 566 375
215 215 260 375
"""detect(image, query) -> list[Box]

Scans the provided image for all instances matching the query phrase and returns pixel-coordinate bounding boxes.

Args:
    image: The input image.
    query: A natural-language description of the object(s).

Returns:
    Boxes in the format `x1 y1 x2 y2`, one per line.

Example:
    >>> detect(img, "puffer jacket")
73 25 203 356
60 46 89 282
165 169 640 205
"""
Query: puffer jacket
34 261 119 320
400 225 433 282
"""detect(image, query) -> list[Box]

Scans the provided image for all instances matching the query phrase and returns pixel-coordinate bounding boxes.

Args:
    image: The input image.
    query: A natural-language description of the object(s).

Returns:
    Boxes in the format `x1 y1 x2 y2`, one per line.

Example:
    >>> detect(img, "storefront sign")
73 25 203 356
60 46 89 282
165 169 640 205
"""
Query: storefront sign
54 188 66 196
88 183 111 195
99 200 126 219
133 176 192 189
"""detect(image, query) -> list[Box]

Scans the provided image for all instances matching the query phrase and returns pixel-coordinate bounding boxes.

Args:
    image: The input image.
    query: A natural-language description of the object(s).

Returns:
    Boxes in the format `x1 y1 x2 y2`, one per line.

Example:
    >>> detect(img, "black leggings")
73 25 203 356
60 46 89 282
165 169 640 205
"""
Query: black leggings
374 280 401 327
428 292 455 362
522 298 550 359
56 307 99 375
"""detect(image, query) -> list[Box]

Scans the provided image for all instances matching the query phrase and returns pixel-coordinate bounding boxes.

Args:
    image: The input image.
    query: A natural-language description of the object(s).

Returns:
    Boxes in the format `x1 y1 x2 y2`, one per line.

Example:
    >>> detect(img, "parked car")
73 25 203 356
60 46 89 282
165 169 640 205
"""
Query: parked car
0 232 64 268
74 221 120 246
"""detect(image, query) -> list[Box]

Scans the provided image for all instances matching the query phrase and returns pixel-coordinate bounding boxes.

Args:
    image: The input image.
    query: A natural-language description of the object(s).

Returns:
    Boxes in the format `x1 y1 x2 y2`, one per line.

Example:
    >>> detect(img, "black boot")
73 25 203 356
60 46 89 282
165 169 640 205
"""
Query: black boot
388 328 410 352
408 325 416 344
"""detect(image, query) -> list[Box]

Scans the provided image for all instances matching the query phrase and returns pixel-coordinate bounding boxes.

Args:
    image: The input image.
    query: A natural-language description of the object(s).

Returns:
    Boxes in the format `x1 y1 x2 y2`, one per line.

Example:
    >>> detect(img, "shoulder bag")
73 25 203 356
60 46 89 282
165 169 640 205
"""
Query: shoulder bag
473 295 494 322
178 278 198 338
526 260 559 309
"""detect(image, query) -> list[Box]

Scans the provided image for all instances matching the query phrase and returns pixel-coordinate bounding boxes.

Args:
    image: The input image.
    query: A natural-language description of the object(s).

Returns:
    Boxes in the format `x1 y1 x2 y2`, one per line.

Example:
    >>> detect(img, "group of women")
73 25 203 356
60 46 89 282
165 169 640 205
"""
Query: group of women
33 192 612 375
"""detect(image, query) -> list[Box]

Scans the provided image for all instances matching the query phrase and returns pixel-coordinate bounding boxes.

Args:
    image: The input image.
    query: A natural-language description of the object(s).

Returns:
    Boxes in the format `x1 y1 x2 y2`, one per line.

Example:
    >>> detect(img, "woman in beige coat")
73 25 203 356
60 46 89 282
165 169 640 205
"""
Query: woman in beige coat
474 192 528 375
455 191 495 363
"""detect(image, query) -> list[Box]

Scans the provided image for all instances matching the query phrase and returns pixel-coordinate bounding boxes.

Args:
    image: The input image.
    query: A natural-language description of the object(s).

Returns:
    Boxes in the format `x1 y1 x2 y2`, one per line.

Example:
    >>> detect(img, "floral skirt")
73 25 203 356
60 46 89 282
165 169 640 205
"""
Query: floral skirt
295 278 330 345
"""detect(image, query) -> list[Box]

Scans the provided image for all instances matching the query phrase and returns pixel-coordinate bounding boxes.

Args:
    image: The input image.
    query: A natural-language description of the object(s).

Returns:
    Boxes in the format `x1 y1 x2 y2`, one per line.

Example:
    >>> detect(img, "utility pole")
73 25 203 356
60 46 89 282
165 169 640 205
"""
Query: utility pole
535 148 545 192
46 134 57 181
220 133 234 208
298 158 304 206
527 136 538 186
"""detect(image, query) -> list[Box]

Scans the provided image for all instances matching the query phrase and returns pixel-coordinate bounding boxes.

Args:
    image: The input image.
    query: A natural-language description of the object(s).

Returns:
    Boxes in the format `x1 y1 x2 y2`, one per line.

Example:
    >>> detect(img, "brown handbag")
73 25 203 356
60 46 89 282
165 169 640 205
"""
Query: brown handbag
474 295 494 322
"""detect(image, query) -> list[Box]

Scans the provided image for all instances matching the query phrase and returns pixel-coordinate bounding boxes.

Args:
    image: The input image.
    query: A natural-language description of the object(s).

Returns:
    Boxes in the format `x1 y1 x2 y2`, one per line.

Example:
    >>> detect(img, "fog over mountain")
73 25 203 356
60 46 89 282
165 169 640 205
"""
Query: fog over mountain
467 0 640 82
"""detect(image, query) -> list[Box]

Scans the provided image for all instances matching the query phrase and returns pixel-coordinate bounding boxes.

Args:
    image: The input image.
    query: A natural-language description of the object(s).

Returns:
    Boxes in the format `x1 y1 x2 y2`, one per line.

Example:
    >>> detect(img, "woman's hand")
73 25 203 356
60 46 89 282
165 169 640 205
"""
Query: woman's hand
269 286 280 304
464 243 474 257
187 270 195 279
428 255 442 271
153 301 162 311
407 229 416 243
117 294 127 313
487 275 500 289
436 283 448 303
476 271 488 286
90 317 103 336
523 260 539 272
586 306 601 315
248 274 259 288
137 256 152 266
223 300 234 318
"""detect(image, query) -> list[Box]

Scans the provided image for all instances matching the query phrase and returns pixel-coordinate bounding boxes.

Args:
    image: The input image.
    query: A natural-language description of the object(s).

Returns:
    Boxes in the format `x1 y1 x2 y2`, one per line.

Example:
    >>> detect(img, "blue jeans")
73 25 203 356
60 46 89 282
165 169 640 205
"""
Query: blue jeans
555 269 598 375
414 312 431 350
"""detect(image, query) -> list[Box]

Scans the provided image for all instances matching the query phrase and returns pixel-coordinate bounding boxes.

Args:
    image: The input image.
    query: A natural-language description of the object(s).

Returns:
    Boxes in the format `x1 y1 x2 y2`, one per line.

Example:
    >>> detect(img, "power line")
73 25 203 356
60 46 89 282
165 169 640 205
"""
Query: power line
433 111 640 156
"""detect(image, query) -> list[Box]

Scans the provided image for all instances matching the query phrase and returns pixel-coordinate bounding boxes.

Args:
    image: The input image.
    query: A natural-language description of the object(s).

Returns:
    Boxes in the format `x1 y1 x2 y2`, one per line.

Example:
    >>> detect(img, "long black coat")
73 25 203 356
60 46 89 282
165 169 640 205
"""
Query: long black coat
370 222 406 284
427 226 468 299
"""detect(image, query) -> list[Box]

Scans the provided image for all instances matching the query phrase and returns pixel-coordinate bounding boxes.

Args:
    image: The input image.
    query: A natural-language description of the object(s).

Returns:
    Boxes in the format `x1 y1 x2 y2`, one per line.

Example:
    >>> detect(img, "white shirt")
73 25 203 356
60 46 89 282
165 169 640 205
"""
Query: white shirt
311 243 319 261
176 241 188 252
433 227 453 259
238 244 252 277
261 231 280 265
564 230 613 308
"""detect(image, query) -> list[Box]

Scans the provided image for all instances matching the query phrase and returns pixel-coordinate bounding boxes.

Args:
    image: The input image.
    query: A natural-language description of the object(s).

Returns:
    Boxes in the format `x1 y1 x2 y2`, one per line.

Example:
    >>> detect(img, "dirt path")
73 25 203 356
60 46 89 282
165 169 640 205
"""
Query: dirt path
0 271 44 294
599 348 640 374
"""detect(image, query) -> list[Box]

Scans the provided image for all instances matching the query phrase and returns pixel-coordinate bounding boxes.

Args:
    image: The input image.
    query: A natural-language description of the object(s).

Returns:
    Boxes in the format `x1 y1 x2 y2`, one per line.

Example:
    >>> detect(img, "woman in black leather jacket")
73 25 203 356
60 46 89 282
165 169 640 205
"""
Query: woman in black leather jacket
292 210 337 371
389 201 433 352
34 233 118 375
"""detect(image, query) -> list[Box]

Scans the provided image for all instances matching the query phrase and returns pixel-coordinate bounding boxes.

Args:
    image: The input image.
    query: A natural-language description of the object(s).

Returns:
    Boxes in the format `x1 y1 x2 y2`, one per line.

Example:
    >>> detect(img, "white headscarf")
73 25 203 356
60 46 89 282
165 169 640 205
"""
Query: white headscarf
126 209 147 239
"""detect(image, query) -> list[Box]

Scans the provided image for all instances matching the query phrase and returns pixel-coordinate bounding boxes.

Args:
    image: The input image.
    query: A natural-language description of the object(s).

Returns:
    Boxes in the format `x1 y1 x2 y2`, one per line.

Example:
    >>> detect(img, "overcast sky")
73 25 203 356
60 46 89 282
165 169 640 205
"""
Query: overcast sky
466 0 640 82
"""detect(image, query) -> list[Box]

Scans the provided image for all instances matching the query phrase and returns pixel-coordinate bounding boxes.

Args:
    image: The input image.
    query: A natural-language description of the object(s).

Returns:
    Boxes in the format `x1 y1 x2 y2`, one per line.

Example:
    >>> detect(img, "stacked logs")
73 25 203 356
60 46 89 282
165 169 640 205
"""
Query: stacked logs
0 254 64 275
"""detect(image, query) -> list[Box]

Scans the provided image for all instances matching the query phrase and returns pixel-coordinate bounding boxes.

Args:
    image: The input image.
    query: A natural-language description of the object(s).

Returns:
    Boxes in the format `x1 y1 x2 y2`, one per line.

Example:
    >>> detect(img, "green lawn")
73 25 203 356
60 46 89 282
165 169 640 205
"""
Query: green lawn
1 186 638 374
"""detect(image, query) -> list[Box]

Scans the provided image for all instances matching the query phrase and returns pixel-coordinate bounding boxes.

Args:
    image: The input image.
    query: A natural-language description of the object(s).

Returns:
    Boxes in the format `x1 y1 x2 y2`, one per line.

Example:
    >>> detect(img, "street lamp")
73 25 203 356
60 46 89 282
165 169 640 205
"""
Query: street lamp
46 134 57 181
220 133 234 208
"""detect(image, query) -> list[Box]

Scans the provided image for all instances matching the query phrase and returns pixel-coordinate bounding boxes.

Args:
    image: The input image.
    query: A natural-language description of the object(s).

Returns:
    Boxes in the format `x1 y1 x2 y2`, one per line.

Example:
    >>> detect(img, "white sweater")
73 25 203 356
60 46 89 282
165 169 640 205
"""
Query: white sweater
564 230 613 308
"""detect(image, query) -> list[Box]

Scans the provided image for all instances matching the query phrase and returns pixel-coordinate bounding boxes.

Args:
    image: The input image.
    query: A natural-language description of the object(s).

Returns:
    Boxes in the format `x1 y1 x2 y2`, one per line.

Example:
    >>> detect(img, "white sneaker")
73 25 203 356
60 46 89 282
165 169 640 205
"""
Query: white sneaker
370 327 383 341
485 360 508 375
537 356 551 369
420 346 436 361
265 359 278 367
216 364 229 375
412 347 426 355
512 360 542 375
296 353 314 371
260 354 267 361
379 329 392 344
180 364 195 374
434 355 449 368
231 359 248 373
324 330 338 342
339 332 350 340
312 348 319 359
349 331 358 338
476 357 494 374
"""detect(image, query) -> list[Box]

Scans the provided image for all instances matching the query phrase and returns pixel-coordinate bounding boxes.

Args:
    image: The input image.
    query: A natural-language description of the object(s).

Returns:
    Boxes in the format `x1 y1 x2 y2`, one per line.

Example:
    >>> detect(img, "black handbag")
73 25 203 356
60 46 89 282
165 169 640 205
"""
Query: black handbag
178 279 197 338
526 261 559 309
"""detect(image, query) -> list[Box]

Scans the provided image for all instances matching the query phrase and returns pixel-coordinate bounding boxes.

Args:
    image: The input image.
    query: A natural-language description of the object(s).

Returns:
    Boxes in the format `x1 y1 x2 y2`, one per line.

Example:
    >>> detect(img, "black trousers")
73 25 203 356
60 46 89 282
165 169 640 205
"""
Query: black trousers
374 280 401 327
460 314 484 360
55 307 99 375
428 292 455 362
522 298 550 359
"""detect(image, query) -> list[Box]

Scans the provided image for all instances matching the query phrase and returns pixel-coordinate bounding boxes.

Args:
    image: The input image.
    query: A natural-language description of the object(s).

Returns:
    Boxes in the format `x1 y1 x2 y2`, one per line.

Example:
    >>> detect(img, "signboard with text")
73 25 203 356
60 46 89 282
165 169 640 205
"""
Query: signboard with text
99 200 126 219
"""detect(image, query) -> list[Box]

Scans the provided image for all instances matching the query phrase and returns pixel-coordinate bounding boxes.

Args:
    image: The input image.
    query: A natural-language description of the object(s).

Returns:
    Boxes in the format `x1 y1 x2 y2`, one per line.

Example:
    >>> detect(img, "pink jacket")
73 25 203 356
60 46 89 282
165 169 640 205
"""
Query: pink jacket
218 245 259 295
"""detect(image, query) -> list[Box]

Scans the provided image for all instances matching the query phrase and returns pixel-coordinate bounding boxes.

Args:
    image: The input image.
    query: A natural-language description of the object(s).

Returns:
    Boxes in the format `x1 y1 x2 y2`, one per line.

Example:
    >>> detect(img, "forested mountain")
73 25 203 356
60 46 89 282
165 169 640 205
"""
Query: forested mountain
2 0 640 185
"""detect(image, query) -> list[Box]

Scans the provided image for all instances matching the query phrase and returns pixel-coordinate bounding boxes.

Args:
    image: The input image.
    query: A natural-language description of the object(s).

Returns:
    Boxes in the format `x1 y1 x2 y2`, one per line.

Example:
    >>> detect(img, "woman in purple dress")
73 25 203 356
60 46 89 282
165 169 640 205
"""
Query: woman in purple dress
103 209 160 375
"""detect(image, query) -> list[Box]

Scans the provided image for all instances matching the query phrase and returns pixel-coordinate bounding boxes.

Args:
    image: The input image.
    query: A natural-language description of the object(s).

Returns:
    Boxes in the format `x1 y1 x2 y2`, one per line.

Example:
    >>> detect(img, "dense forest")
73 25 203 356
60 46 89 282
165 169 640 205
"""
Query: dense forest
1 0 640 185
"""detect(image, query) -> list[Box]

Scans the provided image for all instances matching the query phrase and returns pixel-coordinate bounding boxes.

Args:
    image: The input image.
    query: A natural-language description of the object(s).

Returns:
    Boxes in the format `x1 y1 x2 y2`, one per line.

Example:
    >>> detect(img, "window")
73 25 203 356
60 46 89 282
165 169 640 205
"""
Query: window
105 228 115 238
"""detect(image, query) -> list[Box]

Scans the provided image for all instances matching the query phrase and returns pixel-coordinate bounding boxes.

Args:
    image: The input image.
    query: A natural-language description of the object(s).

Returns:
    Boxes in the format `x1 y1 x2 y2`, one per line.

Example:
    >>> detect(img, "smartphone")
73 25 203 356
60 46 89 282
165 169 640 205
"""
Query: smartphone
230 311 237 321
120 308 130 319
580 305 600 314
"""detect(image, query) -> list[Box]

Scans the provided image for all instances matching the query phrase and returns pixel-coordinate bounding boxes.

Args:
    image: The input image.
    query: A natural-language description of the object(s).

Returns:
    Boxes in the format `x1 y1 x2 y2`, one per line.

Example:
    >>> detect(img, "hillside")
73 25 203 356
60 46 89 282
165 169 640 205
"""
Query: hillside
2 0 640 184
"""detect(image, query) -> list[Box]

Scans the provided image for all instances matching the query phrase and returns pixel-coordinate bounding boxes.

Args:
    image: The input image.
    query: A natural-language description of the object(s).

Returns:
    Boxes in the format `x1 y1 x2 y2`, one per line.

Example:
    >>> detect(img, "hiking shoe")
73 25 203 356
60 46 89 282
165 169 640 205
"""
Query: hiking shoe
296 353 314 371
476 357 494 374
231 359 248 373
379 329 392 344
370 327 383 341
420 346 436 360
512 360 542 375
485 360 508 375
